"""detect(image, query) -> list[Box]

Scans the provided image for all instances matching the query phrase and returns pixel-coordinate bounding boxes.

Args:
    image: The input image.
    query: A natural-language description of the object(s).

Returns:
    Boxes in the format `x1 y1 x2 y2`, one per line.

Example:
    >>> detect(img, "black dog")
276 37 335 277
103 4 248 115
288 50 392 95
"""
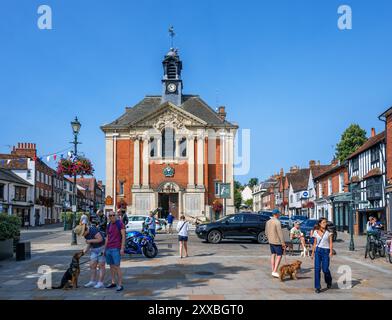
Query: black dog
52 251 84 289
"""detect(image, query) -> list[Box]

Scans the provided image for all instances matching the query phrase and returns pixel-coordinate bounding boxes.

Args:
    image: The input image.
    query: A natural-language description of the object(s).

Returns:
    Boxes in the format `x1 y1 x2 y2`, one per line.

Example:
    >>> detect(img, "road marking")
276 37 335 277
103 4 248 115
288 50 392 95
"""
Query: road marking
339 256 392 275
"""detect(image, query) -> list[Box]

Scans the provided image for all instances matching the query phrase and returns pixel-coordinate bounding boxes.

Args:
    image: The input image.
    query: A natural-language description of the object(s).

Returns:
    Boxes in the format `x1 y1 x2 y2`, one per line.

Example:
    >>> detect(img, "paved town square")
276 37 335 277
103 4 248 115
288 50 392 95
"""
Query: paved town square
0 225 391 300
2 2 392 307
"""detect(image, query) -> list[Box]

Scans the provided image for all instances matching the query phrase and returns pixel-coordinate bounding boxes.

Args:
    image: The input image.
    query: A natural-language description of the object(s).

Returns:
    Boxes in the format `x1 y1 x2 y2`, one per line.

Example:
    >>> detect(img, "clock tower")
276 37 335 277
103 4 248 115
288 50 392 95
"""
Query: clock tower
161 48 183 106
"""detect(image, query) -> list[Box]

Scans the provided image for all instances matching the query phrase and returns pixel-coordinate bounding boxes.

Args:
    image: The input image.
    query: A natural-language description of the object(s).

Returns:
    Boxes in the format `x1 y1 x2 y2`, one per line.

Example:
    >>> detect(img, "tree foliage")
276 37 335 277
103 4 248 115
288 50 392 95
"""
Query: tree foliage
248 178 259 188
335 124 367 162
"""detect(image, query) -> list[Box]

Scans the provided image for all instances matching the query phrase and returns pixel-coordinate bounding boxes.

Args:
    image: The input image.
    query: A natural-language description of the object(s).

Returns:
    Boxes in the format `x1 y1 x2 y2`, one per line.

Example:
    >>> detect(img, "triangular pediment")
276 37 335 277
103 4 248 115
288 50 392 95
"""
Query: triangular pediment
131 101 207 130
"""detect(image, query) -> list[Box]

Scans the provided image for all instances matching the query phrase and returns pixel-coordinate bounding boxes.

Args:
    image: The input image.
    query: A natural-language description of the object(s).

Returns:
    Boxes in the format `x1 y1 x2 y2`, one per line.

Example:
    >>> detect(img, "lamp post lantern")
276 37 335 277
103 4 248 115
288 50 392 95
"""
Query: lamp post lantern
70 116 81 245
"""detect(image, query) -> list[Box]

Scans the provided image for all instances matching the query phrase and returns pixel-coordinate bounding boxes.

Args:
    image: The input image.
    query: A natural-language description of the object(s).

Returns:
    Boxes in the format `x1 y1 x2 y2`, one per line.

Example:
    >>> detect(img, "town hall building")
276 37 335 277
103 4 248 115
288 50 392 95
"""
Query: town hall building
101 47 238 219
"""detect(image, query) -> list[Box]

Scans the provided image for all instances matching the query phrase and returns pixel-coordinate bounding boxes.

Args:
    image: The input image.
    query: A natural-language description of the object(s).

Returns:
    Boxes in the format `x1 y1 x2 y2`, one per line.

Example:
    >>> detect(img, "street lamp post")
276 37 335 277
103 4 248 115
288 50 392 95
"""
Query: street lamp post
348 182 358 251
70 117 81 246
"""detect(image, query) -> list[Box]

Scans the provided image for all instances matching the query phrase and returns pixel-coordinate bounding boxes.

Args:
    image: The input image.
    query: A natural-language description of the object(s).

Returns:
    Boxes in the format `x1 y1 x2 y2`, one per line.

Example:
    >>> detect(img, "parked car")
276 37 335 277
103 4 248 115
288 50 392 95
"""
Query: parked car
195 213 269 244
291 215 307 223
300 219 338 242
258 210 273 217
126 215 162 232
279 216 292 229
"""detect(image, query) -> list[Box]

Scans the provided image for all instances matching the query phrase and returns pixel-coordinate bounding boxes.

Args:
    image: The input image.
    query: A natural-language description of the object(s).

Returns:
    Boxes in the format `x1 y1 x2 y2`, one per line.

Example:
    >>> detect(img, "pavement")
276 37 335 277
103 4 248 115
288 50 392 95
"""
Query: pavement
0 228 391 300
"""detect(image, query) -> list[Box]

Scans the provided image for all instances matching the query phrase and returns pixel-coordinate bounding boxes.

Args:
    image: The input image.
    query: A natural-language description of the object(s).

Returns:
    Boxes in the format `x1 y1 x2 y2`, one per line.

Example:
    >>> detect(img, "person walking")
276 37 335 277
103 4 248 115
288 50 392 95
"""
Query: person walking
34 211 40 227
118 210 129 227
167 212 175 234
74 224 106 289
96 209 107 234
144 211 156 237
311 217 333 294
265 209 286 278
176 215 190 258
104 211 126 292
80 212 89 226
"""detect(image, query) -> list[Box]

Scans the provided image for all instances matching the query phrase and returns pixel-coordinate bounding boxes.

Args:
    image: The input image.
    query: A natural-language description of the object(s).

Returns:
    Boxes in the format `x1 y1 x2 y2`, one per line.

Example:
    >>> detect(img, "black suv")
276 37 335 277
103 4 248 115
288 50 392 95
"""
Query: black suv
195 213 269 244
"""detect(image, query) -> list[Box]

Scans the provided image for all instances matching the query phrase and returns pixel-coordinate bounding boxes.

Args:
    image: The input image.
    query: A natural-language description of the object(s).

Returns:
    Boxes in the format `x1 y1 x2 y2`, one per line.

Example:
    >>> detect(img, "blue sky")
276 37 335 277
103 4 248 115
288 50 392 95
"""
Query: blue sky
1 0 392 185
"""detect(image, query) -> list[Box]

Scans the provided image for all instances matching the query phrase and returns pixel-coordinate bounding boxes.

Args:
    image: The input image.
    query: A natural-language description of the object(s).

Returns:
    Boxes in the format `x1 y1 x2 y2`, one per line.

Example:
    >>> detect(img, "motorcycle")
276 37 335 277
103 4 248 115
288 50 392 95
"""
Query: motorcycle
125 227 158 258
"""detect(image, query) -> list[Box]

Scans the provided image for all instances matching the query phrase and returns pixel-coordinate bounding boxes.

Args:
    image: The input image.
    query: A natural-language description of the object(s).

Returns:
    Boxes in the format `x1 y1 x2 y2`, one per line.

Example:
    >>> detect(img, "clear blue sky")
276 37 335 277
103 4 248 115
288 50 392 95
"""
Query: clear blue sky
1 0 392 185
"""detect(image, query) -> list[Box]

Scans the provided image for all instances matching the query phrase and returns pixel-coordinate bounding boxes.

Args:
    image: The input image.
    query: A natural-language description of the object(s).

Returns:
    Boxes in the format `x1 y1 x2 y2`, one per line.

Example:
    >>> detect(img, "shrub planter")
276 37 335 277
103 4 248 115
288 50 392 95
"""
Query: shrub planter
0 239 14 260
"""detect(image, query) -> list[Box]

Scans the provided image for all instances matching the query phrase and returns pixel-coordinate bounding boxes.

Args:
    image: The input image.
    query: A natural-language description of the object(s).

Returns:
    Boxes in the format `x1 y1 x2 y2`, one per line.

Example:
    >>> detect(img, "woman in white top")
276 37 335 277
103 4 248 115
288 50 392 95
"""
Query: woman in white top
311 217 333 294
176 215 190 258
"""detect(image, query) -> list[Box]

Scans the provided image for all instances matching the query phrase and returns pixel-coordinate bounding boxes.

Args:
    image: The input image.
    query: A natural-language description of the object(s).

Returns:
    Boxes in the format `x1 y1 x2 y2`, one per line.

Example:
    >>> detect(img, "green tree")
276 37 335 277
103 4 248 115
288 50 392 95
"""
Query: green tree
245 199 253 208
248 178 259 188
336 124 367 162
234 180 243 211
234 180 243 190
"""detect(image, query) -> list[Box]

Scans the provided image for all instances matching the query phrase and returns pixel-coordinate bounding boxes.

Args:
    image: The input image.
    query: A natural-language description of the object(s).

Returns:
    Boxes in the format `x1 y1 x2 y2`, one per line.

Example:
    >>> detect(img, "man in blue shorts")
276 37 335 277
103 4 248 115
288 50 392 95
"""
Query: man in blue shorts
265 209 286 278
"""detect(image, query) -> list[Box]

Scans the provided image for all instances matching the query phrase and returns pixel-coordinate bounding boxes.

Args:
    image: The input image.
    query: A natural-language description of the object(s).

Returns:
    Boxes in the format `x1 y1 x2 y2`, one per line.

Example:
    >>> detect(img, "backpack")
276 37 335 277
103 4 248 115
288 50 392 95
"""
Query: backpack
108 219 123 233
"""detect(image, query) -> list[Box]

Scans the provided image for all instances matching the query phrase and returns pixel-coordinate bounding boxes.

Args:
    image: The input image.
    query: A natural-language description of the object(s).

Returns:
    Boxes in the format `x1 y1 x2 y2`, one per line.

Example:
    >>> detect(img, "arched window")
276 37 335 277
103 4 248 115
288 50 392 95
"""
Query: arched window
179 137 187 157
162 128 175 158
149 137 157 157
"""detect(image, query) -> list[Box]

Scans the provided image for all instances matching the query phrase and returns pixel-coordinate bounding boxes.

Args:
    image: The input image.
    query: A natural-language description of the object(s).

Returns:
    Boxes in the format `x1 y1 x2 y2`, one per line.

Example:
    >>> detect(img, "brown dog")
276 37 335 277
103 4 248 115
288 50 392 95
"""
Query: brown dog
52 251 84 289
279 260 302 282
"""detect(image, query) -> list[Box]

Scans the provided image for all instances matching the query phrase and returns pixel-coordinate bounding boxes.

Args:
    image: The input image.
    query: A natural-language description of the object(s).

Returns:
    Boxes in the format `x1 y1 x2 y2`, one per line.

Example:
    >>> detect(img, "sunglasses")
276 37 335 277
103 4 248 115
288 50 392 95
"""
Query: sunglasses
109 214 116 217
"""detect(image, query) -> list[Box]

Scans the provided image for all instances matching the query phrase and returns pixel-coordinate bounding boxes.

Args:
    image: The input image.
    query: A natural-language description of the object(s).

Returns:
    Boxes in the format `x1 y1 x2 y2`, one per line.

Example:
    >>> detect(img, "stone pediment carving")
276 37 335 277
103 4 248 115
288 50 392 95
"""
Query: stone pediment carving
132 103 206 130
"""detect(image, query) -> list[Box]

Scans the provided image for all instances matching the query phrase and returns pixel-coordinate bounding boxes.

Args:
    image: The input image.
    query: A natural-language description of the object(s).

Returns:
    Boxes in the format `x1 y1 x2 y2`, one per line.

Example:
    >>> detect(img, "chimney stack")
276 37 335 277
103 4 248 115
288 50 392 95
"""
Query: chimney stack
11 142 37 158
371 128 376 138
290 166 299 173
309 160 316 167
331 158 339 166
217 106 226 121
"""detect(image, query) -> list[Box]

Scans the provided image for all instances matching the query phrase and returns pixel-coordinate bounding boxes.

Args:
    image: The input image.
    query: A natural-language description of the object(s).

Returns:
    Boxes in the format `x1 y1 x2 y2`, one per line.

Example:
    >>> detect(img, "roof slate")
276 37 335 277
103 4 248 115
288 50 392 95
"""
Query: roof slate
101 95 237 131
347 131 386 160
286 169 310 192
0 168 32 186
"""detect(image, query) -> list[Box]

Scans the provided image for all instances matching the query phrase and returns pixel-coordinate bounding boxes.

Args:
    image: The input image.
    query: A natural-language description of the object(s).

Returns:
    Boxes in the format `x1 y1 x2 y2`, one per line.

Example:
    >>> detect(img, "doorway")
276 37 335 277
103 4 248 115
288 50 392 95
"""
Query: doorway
158 193 179 219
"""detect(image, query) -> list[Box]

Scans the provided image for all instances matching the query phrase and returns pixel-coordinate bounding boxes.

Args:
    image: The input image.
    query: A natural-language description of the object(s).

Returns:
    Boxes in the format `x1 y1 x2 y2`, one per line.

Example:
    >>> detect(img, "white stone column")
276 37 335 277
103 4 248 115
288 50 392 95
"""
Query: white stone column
105 135 114 208
197 133 204 188
142 137 149 188
178 190 182 215
133 138 140 188
157 134 162 158
187 134 195 188
175 137 180 158
226 131 235 214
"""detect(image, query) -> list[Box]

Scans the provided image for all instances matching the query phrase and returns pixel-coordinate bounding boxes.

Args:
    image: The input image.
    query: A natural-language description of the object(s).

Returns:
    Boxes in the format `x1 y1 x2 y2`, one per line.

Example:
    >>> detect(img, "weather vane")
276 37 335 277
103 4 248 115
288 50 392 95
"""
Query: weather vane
168 26 175 48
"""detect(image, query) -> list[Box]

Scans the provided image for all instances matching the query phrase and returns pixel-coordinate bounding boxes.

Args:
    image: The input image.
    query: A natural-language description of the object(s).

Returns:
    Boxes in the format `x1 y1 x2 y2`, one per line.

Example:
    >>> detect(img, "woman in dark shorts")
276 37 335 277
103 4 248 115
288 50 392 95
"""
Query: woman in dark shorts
176 215 190 258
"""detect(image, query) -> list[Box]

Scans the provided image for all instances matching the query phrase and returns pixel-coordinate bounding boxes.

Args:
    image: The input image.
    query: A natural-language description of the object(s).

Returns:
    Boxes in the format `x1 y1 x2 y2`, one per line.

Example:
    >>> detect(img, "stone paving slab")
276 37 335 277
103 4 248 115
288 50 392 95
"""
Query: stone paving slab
0 230 392 300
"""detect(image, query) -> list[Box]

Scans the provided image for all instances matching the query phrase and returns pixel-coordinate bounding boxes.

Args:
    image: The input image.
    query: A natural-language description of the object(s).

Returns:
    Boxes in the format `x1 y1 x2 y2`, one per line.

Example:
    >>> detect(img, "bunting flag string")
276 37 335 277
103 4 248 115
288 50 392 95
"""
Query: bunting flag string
0 146 73 167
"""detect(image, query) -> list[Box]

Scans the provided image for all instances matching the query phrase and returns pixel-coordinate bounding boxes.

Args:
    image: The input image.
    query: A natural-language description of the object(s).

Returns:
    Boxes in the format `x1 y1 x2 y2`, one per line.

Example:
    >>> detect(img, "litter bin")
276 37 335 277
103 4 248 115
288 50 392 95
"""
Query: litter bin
16 241 31 261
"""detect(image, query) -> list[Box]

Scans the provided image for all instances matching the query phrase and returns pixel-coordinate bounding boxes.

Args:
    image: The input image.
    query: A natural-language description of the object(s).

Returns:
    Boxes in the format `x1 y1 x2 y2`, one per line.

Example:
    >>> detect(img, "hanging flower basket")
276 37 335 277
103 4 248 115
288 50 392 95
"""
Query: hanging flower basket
57 157 94 177
212 199 223 213
303 201 315 209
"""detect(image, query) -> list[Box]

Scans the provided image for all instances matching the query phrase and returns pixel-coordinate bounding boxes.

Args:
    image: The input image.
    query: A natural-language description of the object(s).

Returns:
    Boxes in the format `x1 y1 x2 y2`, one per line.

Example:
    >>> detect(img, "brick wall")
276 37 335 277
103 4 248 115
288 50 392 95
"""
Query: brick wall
116 139 133 205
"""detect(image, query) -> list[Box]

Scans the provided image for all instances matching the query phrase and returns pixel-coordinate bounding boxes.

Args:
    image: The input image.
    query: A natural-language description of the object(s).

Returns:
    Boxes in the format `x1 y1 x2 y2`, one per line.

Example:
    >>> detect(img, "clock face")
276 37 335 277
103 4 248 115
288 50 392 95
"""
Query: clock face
167 83 177 93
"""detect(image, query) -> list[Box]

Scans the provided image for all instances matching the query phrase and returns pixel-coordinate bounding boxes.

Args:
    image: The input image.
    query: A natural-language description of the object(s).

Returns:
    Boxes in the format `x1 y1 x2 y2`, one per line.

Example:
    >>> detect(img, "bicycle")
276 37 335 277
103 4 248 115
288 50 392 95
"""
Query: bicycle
365 231 385 260
381 232 392 264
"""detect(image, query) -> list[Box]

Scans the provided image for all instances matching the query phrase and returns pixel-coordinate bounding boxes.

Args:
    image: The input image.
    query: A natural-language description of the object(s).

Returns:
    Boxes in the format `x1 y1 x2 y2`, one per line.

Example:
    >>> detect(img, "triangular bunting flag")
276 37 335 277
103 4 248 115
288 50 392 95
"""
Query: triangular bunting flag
47 156 51 162
7 160 11 165
53 155 57 161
